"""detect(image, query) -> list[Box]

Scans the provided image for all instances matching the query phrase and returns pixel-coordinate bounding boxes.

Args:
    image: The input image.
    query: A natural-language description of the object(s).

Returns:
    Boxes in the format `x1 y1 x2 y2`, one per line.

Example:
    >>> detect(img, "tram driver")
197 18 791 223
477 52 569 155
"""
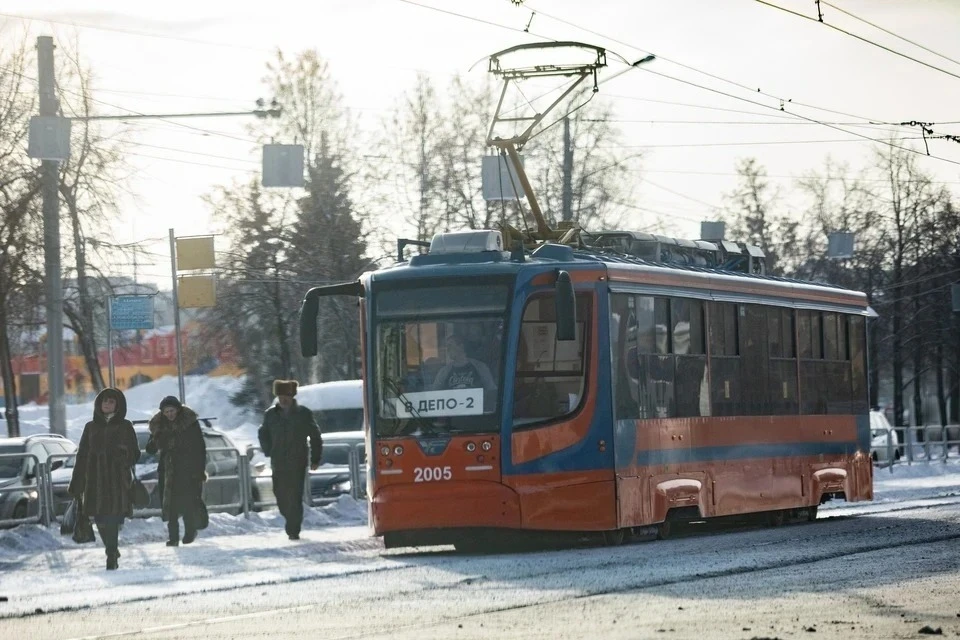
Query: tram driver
431 334 497 404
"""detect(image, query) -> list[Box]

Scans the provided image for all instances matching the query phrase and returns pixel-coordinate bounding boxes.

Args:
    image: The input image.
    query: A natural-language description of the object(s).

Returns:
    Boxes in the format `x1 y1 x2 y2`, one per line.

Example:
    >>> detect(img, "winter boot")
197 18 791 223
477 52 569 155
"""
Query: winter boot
182 529 197 545
106 552 118 571
166 539 179 547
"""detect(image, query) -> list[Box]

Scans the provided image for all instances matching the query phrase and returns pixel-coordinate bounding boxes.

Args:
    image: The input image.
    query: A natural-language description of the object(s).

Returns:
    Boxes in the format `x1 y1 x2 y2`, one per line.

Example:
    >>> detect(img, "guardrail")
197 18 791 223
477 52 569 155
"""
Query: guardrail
0 453 46 528
874 424 960 473
13 443 366 530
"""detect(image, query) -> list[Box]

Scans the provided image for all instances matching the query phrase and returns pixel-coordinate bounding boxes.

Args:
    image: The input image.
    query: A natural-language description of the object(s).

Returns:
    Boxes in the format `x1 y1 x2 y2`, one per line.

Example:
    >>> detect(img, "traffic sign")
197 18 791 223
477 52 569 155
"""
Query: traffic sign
110 296 155 330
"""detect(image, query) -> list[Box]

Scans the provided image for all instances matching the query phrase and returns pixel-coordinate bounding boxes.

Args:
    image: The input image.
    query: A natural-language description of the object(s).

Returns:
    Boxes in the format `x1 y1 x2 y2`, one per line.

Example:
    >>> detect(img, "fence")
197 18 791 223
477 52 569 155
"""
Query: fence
874 424 960 473
2 444 366 529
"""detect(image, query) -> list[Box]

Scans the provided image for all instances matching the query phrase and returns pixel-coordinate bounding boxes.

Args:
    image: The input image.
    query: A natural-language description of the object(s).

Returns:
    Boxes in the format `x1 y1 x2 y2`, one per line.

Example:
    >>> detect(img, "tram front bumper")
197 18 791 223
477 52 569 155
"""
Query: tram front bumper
370 480 522 536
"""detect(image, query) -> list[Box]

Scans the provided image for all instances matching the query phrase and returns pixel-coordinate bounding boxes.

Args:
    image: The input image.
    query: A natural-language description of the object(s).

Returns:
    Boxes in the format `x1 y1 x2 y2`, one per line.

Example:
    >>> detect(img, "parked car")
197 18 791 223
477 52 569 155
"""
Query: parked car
870 410 900 464
309 430 366 502
0 434 76 524
295 380 364 434
131 418 273 514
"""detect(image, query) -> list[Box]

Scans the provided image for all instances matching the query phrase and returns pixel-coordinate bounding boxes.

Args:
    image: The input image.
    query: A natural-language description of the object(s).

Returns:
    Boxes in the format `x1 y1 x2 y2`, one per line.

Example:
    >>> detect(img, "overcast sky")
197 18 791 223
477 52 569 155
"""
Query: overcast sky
2 0 960 287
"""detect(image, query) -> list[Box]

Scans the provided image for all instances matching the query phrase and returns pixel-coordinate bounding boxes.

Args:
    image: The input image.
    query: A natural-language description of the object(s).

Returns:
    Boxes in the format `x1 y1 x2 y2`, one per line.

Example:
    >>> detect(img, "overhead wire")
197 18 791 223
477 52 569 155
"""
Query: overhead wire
523 2 893 124
754 0 960 82
0 10 272 53
400 1 960 166
819 1 960 68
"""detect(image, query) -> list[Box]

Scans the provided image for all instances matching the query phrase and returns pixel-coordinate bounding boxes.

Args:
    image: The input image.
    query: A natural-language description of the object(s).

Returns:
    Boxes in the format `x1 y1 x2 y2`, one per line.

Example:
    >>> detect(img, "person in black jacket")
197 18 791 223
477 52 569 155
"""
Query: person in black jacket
146 396 206 546
258 380 323 540
68 388 140 570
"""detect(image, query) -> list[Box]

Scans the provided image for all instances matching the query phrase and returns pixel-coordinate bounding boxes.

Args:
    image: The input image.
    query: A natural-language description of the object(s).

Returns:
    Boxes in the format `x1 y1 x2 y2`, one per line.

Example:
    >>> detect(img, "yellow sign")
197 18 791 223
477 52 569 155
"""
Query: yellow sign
178 275 216 308
176 236 215 271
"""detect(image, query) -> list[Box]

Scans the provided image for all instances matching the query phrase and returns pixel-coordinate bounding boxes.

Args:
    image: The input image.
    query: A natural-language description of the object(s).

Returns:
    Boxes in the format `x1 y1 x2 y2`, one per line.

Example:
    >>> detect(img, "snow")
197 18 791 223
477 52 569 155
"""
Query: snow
15 374 264 450
0 462 958 620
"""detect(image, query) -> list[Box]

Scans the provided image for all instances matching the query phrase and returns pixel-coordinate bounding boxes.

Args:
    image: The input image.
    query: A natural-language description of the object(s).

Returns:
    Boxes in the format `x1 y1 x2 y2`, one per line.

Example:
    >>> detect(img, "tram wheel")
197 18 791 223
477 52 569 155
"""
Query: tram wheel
603 528 626 546
806 505 818 522
656 520 672 540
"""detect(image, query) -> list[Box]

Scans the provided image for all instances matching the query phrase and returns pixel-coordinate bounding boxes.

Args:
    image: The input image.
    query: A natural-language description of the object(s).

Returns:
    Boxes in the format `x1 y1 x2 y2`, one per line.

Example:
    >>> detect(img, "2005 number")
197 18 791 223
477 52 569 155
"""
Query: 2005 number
414 466 452 482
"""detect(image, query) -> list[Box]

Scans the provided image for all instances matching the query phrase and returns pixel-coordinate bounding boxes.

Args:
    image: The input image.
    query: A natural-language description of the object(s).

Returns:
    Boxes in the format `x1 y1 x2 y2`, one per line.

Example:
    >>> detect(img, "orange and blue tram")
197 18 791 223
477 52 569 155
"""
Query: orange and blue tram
299 229 873 548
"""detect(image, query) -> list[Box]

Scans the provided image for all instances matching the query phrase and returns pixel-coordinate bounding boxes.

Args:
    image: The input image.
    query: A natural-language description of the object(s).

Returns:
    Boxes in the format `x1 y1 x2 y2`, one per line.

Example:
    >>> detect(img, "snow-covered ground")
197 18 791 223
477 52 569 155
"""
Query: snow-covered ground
0 461 958 621
15 375 264 450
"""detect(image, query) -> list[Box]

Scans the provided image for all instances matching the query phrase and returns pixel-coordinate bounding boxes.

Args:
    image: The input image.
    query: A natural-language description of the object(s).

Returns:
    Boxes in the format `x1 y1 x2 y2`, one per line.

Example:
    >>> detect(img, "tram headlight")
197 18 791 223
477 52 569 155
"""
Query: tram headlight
380 446 390 456
481 441 492 451
465 442 476 452
393 445 404 456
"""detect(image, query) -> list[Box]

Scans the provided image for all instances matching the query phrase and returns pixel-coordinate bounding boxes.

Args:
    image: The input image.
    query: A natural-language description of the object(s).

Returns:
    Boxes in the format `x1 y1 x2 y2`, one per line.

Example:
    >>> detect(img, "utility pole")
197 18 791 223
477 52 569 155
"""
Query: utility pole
38 36 66 436
169 229 186 403
562 116 573 223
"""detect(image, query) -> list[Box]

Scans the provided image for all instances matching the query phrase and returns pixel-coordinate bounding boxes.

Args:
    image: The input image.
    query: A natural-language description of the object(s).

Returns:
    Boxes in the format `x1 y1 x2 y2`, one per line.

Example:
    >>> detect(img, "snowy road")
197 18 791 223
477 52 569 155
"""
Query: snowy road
3 467 960 639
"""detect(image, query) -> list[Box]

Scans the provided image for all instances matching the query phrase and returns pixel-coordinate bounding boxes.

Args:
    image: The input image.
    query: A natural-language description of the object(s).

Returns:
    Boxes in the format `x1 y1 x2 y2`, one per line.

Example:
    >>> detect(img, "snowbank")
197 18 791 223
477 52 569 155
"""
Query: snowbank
15 375 263 449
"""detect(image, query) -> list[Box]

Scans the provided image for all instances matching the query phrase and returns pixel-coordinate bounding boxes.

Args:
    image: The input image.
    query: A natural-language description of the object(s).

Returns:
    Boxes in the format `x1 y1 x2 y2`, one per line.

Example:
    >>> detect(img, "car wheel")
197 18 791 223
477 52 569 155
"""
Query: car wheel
13 501 28 520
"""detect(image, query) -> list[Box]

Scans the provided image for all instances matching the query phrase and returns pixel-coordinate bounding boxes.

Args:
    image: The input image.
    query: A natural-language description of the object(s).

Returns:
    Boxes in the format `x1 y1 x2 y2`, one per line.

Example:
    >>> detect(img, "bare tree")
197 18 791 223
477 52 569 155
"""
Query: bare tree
0 40 40 435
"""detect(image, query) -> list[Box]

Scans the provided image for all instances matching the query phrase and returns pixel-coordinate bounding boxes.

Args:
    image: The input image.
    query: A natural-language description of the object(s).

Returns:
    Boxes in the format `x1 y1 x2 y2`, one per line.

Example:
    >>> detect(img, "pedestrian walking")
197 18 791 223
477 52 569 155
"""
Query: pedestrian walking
68 388 140 570
258 380 323 540
146 396 207 546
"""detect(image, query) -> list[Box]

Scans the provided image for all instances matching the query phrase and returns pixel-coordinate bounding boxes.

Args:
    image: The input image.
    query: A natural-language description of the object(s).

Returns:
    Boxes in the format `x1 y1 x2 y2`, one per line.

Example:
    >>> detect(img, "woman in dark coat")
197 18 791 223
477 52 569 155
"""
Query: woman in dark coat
146 396 206 546
68 387 140 570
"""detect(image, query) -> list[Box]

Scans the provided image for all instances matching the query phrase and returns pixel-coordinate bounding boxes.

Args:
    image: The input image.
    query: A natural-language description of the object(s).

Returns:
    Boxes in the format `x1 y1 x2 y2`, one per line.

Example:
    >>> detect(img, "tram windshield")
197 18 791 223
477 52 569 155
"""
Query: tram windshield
374 283 509 437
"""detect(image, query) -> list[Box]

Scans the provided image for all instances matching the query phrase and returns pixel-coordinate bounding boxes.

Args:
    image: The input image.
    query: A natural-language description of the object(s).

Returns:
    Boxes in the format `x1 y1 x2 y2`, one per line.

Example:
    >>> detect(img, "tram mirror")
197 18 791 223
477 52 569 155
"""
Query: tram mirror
299 281 365 358
300 294 320 357
555 270 577 341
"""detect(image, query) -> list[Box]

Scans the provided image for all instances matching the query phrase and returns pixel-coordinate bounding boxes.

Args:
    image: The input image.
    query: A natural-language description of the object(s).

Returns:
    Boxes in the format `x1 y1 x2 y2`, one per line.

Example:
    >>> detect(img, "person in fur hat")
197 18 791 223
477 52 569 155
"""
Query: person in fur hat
146 395 207 546
258 379 323 540
68 387 140 570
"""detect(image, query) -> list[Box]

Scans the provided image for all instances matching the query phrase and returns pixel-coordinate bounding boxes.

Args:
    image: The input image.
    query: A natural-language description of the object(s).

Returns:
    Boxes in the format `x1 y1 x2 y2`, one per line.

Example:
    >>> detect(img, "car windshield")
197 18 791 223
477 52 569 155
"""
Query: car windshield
374 282 509 437
0 444 25 478
315 408 363 433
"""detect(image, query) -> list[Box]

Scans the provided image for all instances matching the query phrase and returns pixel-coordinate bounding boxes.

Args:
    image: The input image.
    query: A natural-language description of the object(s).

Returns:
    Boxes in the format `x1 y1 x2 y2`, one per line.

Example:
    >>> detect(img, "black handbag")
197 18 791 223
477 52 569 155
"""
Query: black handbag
71 499 96 544
131 468 150 508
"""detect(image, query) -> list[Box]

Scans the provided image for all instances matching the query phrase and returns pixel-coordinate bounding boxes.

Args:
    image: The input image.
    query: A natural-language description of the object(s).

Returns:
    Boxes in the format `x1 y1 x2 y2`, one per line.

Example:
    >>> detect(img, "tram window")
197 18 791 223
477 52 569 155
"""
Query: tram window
839 315 849 361
671 298 704 355
708 302 738 357
767 307 795 359
513 293 590 428
611 293 640 420
655 297 670 355
635 296 656 354
849 316 868 413
798 310 822 359
823 313 839 360
675 355 708 417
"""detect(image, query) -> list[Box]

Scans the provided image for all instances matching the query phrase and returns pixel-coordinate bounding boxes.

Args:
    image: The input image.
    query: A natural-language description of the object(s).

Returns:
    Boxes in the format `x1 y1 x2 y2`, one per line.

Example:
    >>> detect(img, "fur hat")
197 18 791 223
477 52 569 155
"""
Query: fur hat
273 379 299 397
159 395 182 411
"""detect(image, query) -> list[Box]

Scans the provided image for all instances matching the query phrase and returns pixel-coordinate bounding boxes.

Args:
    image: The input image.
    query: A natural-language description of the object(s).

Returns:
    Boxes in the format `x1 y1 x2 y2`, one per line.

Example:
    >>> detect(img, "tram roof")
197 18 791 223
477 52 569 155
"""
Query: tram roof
373 243 860 293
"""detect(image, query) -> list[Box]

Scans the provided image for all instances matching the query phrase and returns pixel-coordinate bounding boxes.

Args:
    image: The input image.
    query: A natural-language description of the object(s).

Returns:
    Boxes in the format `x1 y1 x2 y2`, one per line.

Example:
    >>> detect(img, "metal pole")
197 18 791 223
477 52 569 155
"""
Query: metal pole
169 229 185 403
562 116 573 222
38 36 66 437
106 297 115 388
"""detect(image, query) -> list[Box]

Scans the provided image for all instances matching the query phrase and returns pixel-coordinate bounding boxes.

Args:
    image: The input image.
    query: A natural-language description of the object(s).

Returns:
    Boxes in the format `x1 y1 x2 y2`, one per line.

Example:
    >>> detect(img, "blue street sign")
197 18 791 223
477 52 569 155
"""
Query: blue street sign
110 296 155 330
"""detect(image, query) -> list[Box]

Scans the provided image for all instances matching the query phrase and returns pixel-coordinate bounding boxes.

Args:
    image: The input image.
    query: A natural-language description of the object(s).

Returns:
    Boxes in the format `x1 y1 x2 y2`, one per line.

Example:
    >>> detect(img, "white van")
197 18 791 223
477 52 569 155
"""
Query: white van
294 379 364 434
